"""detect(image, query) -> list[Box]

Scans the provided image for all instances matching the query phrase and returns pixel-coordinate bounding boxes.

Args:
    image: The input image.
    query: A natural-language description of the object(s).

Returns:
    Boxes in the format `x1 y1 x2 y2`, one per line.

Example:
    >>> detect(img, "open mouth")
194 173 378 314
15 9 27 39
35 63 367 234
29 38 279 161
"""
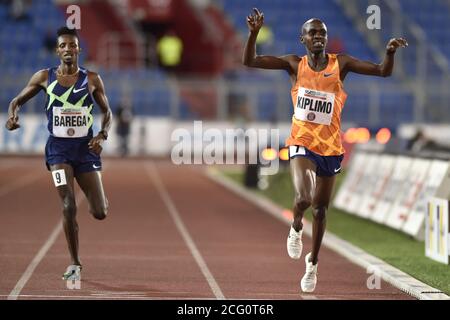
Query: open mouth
313 41 324 47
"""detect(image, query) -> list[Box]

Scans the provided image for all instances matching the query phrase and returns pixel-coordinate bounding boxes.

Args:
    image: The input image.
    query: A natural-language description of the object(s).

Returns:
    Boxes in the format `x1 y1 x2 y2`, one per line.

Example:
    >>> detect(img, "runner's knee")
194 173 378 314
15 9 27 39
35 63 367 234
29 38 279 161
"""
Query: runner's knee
294 196 312 212
62 196 76 219
312 205 327 221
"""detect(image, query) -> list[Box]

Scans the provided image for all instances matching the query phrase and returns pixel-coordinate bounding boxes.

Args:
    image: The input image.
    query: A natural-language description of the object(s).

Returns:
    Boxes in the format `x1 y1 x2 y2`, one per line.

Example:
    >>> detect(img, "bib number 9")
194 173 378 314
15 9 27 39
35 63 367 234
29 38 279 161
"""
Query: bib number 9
52 169 67 187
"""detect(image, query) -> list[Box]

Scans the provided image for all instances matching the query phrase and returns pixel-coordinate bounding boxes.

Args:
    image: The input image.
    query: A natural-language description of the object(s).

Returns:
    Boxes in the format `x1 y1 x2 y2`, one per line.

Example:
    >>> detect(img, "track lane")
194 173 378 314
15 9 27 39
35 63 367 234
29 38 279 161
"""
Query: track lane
153 163 414 300
3 159 214 299
0 159 60 297
0 158 415 300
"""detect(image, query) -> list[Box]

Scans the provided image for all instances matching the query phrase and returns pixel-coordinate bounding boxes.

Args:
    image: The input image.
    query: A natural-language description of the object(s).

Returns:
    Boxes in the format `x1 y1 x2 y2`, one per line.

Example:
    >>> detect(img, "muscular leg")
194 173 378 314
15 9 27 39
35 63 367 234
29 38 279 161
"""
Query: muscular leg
76 171 108 220
309 174 336 265
50 164 81 266
290 157 316 232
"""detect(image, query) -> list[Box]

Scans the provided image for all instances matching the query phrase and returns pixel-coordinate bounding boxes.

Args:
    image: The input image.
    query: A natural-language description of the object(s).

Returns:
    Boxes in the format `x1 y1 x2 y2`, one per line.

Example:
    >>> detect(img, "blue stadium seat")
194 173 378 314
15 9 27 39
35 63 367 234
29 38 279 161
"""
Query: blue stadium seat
400 0 450 60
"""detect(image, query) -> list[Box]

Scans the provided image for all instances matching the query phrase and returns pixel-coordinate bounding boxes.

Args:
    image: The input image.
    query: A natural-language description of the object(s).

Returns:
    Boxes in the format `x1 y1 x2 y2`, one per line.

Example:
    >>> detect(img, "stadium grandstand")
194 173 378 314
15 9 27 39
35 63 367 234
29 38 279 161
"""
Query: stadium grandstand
1 0 448 129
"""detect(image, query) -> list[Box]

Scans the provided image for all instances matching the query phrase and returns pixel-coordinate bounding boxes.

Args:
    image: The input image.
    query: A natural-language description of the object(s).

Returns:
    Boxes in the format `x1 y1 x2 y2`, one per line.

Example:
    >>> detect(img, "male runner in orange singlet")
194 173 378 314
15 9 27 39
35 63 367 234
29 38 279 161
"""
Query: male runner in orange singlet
243 8 407 292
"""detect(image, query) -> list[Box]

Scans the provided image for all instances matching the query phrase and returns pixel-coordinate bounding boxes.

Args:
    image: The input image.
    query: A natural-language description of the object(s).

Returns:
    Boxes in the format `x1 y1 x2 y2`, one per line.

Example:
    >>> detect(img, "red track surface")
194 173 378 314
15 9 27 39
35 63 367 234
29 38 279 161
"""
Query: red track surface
0 157 414 300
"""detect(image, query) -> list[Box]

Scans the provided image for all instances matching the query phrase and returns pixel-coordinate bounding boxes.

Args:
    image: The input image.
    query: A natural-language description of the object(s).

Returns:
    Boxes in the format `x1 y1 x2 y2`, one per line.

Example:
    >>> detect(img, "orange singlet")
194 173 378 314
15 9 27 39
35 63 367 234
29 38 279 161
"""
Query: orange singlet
285 53 347 156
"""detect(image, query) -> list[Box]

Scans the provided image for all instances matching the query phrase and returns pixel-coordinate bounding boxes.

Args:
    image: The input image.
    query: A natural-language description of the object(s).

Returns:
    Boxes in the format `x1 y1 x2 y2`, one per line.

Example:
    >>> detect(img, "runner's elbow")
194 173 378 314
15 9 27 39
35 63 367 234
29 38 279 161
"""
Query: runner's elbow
242 56 256 67
379 66 391 77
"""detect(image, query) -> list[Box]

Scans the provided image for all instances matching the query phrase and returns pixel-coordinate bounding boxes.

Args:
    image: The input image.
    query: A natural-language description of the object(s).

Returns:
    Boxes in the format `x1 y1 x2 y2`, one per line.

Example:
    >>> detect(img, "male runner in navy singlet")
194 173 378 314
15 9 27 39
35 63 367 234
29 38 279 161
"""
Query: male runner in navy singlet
5 27 113 282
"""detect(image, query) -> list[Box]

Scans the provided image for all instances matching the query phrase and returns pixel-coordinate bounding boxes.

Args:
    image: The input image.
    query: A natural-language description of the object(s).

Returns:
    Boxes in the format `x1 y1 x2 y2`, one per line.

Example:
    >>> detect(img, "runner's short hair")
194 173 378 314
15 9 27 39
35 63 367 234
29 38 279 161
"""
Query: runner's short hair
56 27 79 40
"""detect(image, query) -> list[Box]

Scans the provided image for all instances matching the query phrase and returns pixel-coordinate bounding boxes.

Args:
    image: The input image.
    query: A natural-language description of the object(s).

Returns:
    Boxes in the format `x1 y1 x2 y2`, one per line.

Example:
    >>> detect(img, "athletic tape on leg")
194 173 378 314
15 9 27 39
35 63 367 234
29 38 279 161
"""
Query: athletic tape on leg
52 169 67 187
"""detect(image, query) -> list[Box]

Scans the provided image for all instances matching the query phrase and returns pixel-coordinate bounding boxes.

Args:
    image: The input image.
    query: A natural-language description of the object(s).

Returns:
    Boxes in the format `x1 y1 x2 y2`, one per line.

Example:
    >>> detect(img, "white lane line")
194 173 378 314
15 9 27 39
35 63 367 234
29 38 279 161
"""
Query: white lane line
0 172 45 198
7 193 86 300
145 162 225 300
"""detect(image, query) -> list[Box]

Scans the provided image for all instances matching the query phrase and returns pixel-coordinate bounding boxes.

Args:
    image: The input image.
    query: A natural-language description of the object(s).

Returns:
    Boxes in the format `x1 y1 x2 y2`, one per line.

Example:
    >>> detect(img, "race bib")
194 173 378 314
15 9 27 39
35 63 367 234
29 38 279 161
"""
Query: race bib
53 106 90 138
294 87 335 125
289 145 306 158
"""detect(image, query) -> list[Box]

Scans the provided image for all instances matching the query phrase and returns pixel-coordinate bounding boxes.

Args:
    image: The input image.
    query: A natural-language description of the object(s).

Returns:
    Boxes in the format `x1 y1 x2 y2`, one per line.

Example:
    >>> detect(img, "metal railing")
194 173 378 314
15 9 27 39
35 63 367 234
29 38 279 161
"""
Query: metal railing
3 71 448 125
97 32 146 69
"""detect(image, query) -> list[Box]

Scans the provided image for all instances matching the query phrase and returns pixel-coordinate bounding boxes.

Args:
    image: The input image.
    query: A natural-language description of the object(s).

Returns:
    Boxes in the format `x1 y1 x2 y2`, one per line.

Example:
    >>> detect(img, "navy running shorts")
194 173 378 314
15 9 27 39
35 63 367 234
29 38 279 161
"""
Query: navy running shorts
288 145 344 177
45 135 102 175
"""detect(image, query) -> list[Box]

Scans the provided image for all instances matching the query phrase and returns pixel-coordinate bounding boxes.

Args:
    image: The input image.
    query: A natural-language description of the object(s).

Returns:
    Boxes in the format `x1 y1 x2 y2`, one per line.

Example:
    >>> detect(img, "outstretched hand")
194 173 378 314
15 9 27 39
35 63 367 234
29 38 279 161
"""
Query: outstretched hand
5 115 20 131
386 38 408 53
246 8 264 33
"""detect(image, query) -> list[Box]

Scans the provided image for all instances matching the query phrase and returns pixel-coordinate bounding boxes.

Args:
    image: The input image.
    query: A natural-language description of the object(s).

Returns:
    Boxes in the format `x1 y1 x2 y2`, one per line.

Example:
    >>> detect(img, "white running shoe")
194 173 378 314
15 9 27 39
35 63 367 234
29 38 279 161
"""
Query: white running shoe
301 253 318 293
62 265 82 281
287 226 303 259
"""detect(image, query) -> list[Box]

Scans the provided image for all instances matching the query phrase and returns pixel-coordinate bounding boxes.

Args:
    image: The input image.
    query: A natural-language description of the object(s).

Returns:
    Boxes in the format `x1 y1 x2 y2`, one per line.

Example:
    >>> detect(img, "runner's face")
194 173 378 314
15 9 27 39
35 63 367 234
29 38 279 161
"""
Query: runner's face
301 21 327 54
56 35 80 64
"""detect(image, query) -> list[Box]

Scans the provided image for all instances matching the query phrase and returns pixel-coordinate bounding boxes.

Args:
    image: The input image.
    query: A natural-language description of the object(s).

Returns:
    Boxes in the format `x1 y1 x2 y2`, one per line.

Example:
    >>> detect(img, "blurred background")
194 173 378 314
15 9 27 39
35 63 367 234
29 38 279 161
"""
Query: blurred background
0 0 449 156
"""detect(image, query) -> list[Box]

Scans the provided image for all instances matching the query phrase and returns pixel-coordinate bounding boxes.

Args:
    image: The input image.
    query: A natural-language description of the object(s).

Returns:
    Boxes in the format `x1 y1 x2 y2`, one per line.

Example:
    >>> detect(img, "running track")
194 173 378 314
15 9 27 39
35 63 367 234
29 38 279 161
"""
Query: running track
0 157 414 300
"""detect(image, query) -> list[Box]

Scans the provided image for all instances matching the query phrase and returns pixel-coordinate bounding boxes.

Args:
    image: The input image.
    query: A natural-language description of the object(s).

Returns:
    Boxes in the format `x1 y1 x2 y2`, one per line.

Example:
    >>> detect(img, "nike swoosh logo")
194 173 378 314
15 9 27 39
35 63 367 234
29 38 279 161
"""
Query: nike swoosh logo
324 73 334 77
334 167 341 173
73 87 86 93
93 164 101 169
